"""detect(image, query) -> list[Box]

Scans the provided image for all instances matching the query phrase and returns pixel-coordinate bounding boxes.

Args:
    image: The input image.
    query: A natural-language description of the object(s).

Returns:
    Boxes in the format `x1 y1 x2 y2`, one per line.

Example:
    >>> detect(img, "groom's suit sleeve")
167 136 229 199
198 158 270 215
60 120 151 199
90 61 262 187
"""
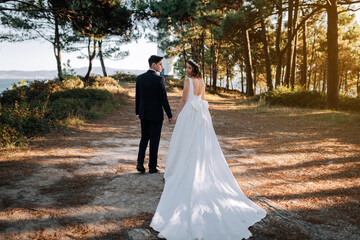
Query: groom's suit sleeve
159 77 173 119
135 77 140 116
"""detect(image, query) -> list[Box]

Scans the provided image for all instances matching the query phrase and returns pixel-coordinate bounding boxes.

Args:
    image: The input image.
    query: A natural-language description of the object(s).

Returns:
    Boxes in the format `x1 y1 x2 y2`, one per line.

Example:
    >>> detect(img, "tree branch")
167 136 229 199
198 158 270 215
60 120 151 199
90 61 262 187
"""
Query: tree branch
339 0 360 5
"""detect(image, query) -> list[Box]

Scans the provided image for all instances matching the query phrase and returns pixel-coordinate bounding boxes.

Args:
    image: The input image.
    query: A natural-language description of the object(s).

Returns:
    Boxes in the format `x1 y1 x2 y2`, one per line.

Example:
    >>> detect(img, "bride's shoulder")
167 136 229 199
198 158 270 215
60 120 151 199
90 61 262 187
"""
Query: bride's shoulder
193 77 205 85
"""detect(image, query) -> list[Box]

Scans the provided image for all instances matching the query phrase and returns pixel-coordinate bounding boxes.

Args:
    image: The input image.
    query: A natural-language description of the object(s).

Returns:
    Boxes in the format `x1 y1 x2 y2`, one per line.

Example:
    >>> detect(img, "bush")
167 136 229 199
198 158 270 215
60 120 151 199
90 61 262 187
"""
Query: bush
93 77 119 87
49 98 89 120
61 77 84 89
0 77 126 147
112 72 137 82
0 102 51 140
49 88 112 102
0 123 24 147
338 95 360 112
0 80 55 106
48 89 113 120
90 77 126 93
261 87 359 112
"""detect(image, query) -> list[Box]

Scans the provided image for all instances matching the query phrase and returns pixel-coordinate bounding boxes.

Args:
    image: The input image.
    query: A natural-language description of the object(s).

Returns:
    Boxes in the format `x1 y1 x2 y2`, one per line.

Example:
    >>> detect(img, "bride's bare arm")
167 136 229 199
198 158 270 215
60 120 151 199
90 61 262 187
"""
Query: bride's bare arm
175 78 190 119
201 78 206 100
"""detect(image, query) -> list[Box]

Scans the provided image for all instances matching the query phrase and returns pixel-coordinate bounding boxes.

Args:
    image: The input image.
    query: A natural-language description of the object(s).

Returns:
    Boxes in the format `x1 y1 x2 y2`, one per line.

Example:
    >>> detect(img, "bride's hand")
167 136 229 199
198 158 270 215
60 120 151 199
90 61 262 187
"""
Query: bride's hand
170 116 177 124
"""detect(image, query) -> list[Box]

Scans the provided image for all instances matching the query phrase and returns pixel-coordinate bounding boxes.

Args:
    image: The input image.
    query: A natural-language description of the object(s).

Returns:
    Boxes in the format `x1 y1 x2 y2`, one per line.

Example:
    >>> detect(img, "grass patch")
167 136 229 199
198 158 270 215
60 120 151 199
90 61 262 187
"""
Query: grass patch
250 103 360 128
299 111 356 124
61 116 85 128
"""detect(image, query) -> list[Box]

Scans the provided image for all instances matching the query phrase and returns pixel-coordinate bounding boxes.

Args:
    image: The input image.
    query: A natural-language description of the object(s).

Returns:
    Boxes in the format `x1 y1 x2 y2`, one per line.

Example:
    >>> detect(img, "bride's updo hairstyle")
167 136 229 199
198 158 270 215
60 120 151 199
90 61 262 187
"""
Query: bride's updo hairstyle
188 59 202 78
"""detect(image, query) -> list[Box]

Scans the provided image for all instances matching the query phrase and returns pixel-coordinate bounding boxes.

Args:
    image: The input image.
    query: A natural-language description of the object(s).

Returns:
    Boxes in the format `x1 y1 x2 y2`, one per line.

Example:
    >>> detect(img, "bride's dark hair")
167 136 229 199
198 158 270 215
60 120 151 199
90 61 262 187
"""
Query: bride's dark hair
188 59 202 78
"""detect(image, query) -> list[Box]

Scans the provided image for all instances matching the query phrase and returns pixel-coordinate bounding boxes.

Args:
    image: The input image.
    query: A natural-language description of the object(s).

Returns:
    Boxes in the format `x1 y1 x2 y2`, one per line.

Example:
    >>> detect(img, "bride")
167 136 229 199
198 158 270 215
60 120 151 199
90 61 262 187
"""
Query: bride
150 59 266 239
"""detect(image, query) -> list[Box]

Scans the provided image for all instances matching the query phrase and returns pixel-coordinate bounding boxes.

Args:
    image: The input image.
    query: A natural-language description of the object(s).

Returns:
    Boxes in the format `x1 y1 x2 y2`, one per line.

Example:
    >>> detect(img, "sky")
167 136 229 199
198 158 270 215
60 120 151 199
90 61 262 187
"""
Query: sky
0 36 158 71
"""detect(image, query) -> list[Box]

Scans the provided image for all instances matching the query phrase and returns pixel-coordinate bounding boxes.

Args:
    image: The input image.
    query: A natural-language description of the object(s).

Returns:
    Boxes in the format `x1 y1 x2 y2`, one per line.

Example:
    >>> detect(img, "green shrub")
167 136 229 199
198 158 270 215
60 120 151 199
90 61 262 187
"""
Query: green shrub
48 89 113 119
0 77 125 147
112 72 137 82
0 80 53 106
0 123 24 147
49 98 89 119
338 95 360 112
85 110 102 119
261 87 359 112
49 88 112 102
0 102 51 139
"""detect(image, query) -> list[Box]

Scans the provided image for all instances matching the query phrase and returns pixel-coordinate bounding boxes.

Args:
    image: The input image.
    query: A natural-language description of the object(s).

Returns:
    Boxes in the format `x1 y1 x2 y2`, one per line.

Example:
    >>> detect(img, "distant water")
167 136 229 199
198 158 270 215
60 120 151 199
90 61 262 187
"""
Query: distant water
0 79 42 95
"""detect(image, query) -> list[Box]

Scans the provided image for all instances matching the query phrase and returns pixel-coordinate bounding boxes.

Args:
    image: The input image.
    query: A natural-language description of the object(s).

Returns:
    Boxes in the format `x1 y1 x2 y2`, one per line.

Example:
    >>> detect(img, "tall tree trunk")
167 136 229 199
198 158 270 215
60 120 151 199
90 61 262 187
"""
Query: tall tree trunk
291 33 298 90
344 71 348 94
98 40 107 77
183 46 187 76
275 1 283 88
313 71 317 91
190 38 201 63
54 16 62 81
253 49 257 92
301 20 307 88
212 44 217 91
209 42 213 86
242 25 254 96
284 0 294 87
260 16 272 91
281 65 286 86
85 37 97 81
308 29 316 89
240 62 244 93
338 74 343 94
290 0 299 90
326 0 339 109
357 71 360 96
201 32 205 80
322 67 326 92
212 41 220 91
226 66 230 91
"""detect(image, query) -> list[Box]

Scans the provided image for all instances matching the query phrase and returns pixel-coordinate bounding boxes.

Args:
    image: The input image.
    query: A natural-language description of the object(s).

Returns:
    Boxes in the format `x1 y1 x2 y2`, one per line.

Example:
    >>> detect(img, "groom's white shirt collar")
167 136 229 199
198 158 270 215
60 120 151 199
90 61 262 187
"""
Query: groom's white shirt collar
149 69 160 75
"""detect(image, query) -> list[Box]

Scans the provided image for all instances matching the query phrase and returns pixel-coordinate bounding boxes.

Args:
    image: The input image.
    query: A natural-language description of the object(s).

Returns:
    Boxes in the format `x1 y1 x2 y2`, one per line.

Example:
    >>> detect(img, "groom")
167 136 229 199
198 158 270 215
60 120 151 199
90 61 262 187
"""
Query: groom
135 55 173 174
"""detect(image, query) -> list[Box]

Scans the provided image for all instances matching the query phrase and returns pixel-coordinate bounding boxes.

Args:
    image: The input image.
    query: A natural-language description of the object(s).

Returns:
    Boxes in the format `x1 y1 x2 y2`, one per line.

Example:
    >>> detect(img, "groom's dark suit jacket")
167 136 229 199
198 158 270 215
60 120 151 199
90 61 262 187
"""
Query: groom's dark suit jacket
136 70 172 121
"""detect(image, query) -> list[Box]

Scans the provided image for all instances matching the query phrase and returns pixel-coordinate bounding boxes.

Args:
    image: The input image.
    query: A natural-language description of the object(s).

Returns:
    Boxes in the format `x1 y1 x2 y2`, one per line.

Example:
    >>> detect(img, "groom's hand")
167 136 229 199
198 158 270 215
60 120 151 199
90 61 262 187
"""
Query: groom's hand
136 115 140 120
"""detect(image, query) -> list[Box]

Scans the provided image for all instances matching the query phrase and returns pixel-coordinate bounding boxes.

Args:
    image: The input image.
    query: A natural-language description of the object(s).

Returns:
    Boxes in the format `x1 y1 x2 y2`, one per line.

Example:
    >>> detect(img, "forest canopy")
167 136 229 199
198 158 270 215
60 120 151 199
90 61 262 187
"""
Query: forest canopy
1 0 360 110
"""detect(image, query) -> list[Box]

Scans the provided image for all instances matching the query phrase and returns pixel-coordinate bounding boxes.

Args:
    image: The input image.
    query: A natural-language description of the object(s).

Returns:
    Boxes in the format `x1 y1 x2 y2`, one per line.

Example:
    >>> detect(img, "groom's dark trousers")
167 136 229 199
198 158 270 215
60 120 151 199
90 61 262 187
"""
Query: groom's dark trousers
135 70 172 170
138 119 163 170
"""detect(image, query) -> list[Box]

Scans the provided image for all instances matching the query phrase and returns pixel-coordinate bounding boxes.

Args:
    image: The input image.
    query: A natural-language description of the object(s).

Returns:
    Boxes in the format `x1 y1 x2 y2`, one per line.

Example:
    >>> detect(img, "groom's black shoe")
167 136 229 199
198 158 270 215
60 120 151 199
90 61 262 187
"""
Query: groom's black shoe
136 166 145 173
149 167 161 174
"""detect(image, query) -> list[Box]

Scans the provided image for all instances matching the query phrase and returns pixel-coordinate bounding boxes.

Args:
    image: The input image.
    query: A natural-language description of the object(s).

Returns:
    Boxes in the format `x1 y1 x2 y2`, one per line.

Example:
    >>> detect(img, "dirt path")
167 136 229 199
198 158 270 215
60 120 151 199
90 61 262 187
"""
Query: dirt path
1 83 359 240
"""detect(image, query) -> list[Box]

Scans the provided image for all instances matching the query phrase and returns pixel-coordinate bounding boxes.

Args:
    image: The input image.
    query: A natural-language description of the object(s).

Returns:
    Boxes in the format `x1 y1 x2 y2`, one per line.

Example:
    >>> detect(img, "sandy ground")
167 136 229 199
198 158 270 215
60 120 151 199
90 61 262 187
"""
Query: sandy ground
1 82 359 240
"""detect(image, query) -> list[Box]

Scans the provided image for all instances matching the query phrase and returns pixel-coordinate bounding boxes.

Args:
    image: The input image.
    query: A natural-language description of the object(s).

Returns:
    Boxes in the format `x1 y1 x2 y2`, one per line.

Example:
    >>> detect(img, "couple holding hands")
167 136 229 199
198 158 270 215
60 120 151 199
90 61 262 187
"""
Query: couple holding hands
135 55 266 240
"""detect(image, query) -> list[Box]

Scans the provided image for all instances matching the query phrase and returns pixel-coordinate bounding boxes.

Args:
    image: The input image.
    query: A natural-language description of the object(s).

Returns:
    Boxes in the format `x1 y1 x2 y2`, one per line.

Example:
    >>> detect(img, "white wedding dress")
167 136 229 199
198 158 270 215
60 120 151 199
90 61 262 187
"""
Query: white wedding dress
150 78 266 240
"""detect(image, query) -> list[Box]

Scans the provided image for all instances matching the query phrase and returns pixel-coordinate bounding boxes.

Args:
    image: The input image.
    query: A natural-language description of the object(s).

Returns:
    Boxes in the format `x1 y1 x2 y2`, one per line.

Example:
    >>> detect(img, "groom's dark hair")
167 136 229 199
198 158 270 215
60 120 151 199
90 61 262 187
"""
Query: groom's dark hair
148 55 163 67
